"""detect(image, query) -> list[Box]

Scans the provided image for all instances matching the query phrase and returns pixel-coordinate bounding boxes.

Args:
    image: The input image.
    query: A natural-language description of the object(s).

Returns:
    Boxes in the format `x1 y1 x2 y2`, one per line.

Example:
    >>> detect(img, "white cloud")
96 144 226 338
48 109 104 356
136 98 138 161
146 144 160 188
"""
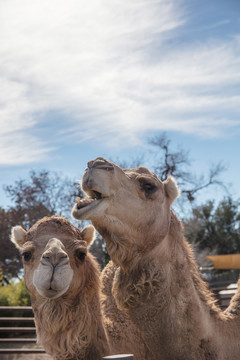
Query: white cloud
0 0 239 163
0 132 54 165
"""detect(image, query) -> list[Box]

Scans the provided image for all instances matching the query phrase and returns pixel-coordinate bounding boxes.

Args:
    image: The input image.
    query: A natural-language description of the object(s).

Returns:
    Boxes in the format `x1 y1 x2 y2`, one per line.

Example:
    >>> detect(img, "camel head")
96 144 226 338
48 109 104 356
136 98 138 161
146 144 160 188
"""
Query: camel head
11 216 95 300
72 157 180 258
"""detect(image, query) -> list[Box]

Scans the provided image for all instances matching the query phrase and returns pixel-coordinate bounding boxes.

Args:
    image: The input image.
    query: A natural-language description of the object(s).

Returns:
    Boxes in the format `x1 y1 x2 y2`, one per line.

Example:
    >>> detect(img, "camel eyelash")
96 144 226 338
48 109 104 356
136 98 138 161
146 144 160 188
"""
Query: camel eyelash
74 248 87 262
21 249 34 262
138 179 158 193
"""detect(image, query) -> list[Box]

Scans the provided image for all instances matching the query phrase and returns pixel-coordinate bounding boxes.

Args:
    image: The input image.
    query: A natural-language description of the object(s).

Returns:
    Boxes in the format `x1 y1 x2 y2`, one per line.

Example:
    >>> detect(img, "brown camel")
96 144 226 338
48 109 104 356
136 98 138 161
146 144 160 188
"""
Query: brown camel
72 157 240 360
11 215 148 360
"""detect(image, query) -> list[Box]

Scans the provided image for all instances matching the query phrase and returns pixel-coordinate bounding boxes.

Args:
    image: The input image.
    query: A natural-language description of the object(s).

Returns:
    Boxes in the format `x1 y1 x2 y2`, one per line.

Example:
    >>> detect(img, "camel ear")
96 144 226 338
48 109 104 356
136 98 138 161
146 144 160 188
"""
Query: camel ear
11 226 27 249
81 225 96 246
164 175 180 204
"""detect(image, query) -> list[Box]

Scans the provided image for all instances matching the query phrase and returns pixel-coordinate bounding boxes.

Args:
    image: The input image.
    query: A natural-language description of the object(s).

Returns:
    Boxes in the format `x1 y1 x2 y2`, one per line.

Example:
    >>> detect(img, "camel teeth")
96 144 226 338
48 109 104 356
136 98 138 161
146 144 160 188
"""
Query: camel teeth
76 198 93 204
76 197 96 209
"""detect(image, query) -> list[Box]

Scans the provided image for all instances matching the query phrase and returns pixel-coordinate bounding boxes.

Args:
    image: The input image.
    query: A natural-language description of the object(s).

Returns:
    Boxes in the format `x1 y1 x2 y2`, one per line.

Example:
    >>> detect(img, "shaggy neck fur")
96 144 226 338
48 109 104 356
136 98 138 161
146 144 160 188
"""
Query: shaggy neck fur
97 211 240 360
31 257 110 360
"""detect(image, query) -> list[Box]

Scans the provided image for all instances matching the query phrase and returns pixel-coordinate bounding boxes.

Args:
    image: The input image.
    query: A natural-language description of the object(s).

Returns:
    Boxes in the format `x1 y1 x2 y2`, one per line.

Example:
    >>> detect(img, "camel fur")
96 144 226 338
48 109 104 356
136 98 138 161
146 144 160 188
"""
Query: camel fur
72 157 240 360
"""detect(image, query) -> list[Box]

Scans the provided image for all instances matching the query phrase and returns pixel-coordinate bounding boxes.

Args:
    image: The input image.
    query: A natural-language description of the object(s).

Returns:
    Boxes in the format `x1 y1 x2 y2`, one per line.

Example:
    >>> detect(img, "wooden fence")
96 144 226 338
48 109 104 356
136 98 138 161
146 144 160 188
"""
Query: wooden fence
0 305 45 355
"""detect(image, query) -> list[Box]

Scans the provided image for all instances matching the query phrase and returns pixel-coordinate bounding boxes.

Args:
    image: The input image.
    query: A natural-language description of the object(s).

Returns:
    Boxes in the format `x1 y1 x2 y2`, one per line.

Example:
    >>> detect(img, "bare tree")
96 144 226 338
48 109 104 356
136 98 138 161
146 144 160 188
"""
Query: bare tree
110 154 145 170
4 170 82 221
149 133 227 203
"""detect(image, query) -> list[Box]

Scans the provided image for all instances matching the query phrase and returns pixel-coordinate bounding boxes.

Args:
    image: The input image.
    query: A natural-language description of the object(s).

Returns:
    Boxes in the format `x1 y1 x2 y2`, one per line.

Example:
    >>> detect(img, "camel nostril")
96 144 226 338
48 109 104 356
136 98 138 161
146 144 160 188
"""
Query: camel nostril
41 254 51 265
42 254 50 262
59 254 69 264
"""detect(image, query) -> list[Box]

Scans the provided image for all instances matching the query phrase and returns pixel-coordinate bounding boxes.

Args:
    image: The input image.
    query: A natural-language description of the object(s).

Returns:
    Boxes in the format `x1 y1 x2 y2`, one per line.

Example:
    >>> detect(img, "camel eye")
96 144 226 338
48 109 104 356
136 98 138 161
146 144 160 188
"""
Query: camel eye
142 182 157 193
22 251 32 262
75 249 86 262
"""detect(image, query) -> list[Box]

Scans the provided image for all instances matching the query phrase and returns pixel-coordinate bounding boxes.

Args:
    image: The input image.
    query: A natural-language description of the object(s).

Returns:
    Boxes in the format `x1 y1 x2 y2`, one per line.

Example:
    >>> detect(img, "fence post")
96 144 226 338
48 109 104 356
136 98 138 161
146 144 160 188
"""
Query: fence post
102 355 134 360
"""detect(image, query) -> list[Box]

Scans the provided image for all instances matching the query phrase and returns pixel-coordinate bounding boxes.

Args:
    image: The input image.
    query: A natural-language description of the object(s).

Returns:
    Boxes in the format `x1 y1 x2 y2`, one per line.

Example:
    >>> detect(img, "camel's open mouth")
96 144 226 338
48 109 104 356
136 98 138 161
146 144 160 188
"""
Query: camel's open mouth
76 190 105 210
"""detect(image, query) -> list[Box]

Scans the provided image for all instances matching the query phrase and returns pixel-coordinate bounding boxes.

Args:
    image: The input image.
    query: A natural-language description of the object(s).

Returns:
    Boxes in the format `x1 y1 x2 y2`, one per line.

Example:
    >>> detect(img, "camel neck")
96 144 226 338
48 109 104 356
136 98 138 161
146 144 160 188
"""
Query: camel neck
111 210 238 359
31 279 110 359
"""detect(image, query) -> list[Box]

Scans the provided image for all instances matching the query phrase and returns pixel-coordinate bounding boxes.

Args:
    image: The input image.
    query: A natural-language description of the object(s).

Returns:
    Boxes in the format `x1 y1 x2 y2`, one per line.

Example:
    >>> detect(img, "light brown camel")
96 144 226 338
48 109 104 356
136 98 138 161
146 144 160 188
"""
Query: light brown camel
11 215 148 360
72 157 240 360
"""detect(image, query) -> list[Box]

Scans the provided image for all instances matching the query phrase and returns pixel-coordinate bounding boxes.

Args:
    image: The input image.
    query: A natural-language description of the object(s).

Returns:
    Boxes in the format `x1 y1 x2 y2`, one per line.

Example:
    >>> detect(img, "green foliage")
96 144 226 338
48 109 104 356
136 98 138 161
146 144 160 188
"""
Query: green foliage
0 279 31 306
185 197 240 254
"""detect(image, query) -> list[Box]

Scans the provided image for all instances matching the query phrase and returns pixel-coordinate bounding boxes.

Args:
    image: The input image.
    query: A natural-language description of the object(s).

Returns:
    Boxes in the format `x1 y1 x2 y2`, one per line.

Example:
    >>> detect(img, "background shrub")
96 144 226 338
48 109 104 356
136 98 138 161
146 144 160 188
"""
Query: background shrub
0 279 31 306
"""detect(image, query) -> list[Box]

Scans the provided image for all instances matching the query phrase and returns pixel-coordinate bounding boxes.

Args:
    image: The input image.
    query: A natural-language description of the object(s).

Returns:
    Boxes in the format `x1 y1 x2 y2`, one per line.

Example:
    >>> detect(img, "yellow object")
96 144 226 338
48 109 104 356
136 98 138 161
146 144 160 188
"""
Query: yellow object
205 254 240 269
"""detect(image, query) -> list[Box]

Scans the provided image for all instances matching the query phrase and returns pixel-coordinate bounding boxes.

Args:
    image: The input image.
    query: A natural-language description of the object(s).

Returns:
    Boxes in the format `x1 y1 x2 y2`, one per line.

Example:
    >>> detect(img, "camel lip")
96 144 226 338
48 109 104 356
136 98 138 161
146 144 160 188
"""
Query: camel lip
75 197 104 213
37 286 69 299
49 287 57 292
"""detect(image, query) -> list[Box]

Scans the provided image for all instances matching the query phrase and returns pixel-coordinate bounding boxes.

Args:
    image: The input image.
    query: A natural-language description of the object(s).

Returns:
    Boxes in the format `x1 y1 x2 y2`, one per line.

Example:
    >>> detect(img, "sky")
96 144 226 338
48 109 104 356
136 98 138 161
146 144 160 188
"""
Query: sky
0 0 240 212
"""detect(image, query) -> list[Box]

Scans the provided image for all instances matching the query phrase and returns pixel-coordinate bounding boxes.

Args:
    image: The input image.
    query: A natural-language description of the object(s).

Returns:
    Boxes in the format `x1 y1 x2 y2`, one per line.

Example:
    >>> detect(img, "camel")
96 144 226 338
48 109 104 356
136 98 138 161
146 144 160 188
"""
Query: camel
11 215 148 360
72 157 240 360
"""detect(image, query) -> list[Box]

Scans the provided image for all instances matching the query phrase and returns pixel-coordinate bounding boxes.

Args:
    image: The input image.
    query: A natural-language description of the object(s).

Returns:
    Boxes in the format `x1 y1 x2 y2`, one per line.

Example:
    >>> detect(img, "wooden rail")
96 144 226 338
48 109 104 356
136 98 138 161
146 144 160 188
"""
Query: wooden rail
0 338 36 343
0 306 33 312
103 356 133 359
0 348 46 354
